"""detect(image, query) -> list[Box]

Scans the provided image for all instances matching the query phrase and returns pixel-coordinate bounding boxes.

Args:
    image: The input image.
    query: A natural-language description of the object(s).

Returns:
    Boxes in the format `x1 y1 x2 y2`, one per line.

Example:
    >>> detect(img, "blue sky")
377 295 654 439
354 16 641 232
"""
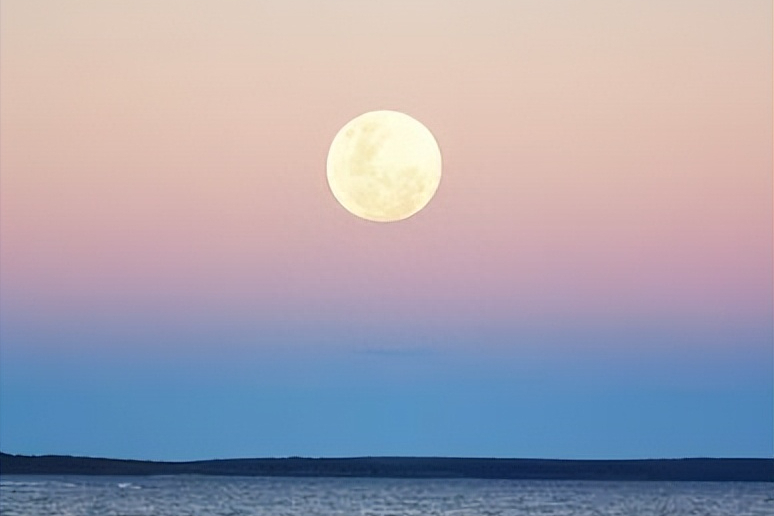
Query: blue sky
2 320 770 460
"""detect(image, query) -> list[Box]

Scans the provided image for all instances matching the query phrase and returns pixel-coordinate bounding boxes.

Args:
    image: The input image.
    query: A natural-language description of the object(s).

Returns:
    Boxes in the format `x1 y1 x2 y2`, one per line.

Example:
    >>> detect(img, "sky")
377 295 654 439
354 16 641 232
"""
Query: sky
1 0 771 461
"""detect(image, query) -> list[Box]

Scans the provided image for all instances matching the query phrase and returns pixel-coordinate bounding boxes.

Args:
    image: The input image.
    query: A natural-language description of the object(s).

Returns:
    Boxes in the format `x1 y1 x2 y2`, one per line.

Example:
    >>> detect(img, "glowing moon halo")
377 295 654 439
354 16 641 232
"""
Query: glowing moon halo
326 111 442 222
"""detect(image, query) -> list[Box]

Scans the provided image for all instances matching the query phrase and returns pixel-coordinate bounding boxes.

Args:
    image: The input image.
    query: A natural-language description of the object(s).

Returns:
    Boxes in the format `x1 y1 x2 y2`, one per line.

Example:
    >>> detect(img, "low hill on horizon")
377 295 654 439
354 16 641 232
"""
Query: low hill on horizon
1 452 772 482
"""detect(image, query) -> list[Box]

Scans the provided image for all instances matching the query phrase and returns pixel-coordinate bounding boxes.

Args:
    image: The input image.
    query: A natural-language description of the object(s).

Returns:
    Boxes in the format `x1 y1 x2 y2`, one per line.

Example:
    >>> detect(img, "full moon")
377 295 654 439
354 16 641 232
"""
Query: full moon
326 110 442 222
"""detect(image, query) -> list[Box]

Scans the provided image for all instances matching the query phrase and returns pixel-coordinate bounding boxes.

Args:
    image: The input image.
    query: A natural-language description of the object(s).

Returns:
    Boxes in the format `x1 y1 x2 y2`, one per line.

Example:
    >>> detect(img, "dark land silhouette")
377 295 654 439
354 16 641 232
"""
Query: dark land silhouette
1 453 771 481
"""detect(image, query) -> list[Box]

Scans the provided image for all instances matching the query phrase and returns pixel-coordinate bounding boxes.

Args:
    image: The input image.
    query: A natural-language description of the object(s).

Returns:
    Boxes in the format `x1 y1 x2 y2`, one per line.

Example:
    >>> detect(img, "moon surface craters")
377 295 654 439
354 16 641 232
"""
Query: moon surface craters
326 111 442 223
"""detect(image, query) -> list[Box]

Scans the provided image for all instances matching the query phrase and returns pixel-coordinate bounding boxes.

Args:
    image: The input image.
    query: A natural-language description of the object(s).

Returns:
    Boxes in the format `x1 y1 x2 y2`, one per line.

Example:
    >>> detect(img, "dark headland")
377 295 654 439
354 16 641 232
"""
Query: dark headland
1 453 771 482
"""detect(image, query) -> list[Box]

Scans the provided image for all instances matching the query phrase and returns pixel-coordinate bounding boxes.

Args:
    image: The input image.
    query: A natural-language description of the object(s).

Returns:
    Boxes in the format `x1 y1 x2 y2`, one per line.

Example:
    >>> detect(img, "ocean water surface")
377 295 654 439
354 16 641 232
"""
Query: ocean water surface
1 475 772 515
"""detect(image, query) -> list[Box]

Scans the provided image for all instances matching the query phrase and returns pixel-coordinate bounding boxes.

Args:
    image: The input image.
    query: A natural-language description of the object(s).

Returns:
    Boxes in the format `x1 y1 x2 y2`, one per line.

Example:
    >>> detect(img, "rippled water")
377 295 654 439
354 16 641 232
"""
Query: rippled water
1 475 772 515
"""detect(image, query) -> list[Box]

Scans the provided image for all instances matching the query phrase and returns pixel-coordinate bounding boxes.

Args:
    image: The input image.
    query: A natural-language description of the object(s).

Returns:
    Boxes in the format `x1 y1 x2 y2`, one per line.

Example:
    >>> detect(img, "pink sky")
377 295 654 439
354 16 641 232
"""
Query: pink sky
1 0 771 341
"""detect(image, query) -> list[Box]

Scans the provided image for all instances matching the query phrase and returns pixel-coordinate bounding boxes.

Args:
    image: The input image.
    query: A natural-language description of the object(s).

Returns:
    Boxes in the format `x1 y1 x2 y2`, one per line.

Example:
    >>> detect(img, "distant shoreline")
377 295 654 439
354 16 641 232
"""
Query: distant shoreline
1 453 772 482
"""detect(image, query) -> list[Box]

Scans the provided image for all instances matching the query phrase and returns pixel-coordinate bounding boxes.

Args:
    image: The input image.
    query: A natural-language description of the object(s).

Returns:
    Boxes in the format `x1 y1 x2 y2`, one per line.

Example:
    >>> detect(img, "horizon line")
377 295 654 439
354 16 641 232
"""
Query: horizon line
3 451 771 463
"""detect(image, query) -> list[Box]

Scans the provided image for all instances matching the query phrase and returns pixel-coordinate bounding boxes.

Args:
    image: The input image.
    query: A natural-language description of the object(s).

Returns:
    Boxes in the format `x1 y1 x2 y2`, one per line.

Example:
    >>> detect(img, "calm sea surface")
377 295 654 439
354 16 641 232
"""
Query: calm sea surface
1 475 772 515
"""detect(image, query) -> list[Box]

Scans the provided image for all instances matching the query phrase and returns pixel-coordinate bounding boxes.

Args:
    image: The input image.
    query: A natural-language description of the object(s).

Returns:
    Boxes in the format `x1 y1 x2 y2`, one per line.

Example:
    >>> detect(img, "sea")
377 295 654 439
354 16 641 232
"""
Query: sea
1 475 772 515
